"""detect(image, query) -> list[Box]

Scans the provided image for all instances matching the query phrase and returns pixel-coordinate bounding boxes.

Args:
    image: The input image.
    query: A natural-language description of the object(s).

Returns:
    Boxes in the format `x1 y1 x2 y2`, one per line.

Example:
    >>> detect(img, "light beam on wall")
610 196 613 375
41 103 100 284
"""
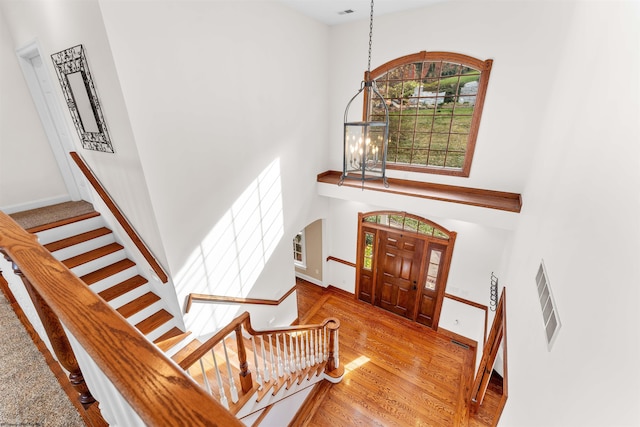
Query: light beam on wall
175 158 284 334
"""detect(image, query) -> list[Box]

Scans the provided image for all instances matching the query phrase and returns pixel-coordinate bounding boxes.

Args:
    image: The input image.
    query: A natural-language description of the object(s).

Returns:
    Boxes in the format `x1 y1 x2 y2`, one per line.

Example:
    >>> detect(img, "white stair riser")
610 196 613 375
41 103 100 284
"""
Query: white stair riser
35 216 105 245
107 284 152 311
235 371 325 418
49 234 115 261
144 318 181 343
69 249 126 277
124 300 164 325
88 266 138 293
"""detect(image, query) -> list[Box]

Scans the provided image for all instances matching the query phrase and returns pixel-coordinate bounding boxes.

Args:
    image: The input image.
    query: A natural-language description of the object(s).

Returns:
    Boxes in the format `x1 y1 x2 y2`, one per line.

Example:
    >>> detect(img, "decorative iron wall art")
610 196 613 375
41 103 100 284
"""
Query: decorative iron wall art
51 45 114 153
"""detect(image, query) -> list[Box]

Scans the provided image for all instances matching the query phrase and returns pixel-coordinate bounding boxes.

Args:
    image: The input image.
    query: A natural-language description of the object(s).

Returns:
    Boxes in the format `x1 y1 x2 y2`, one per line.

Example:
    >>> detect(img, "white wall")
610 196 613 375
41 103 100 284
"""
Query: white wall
501 2 640 426
0 0 169 270
327 2 640 425
98 1 330 333
0 6 68 210
328 1 574 193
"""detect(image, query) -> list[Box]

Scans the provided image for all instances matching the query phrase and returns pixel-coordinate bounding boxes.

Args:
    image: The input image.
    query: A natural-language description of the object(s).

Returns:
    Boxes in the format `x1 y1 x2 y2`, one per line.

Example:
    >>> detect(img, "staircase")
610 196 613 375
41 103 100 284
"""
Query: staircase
169 311 344 425
27 209 343 424
28 210 187 348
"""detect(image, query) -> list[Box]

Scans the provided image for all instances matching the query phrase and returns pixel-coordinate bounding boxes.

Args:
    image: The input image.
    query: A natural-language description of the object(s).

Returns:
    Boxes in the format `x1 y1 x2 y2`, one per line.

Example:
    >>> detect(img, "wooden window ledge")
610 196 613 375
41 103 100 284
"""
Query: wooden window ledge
317 170 521 213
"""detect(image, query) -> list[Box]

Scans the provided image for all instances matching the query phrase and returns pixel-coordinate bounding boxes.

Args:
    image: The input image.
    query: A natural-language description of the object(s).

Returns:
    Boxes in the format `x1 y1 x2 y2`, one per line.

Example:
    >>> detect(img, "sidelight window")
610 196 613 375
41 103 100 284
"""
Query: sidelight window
363 232 375 270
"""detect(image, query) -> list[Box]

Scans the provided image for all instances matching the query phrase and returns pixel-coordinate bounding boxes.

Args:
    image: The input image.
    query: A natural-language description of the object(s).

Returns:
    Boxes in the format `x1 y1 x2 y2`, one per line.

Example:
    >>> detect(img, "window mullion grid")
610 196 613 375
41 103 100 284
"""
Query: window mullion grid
408 69 420 165
425 61 440 168
391 77 402 163
443 68 463 167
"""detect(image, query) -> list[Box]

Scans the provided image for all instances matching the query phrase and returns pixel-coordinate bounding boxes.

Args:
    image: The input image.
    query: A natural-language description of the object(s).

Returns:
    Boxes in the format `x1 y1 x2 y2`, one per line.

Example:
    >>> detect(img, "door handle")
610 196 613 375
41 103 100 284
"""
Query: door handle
412 281 417 290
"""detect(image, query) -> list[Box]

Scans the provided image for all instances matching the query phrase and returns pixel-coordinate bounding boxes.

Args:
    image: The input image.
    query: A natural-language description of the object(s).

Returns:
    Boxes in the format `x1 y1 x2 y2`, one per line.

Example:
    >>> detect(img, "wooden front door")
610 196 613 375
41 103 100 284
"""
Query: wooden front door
375 231 424 319
355 212 456 330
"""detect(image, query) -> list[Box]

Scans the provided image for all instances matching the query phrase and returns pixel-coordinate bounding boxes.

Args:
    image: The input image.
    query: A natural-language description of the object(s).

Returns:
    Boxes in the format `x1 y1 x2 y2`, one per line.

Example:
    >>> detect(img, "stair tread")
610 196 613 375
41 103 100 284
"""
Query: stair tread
117 292 160 318
62 242 124 269
155 328 192 352
136 309 173 335
26 211 100 234
98 274 148 301
44 227 112 252
172 339 204 365
81 259 136 285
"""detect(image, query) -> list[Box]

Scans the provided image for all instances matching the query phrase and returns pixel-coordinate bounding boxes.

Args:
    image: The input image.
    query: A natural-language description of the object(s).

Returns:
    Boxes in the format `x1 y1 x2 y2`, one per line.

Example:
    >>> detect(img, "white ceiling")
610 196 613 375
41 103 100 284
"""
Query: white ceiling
279 0 445 26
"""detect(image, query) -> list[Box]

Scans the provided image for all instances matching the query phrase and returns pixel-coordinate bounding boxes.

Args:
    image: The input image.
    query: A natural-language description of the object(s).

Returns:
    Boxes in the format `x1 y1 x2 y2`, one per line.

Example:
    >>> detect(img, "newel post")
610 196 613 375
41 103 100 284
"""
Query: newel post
234 324 253 393
324 319 345 379
4 256 95 406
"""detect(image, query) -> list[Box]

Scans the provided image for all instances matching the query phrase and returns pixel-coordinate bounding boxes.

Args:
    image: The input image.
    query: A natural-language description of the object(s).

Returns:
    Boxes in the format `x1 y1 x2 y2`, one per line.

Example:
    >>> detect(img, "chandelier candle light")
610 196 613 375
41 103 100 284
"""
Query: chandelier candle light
340 0 389 188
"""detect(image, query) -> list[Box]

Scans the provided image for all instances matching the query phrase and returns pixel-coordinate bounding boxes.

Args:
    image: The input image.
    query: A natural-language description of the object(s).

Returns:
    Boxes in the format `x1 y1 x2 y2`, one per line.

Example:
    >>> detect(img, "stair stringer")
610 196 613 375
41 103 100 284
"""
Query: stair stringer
236 371 340 420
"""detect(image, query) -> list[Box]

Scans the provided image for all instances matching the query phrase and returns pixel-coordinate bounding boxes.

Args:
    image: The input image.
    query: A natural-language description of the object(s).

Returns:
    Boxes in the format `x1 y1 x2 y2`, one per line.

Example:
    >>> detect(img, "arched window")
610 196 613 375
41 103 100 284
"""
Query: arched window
368 51 492 177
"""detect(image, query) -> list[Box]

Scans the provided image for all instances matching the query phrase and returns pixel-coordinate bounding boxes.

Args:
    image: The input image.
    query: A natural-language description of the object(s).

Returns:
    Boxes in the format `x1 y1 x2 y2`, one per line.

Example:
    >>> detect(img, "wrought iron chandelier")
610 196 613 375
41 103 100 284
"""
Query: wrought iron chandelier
340 0 389 188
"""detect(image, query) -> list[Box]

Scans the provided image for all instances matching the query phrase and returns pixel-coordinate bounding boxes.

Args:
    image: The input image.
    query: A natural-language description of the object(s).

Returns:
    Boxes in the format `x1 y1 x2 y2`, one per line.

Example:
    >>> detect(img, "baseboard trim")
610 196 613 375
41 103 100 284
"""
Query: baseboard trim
1 195 72 214
294 272 323 287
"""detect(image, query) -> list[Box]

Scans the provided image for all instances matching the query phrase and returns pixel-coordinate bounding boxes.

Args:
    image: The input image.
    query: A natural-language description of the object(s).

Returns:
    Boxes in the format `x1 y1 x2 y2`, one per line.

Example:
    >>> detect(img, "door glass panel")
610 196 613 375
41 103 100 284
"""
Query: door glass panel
363 232 374 270
425 248 442 290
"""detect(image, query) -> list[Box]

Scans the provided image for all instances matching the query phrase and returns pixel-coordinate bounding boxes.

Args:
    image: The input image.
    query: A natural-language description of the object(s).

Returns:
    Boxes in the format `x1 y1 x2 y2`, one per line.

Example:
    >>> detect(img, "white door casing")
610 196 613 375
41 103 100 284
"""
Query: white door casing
15 39 91 202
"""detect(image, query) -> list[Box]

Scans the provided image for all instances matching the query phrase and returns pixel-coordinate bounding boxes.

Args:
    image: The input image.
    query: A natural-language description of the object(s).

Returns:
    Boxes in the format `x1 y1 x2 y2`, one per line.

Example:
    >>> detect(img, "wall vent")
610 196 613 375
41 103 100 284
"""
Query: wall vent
535 260 561 350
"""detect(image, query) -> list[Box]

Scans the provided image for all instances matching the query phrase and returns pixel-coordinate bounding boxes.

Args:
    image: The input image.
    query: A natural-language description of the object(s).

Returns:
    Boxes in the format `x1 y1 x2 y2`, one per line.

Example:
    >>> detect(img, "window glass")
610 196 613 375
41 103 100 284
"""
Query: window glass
370 52 492 177
363 232 374 270
293 231 305 267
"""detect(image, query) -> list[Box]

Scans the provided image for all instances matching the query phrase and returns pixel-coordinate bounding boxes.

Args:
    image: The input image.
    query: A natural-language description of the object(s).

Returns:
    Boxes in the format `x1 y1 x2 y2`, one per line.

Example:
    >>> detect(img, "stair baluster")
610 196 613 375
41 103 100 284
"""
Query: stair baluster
222 338 239 403
289 334 296 374
300 332 306 370
260 335 269 383
199 358 213 395
283 333 290 375
276 333 283 377
251 336 263 389
267 334 276 382
305 330 311 368
210 348 229 409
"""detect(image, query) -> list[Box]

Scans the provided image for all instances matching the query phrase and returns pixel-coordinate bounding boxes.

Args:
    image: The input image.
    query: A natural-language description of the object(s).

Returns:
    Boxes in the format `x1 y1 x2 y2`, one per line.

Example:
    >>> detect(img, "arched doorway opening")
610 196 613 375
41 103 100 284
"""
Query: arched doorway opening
356 211 456 329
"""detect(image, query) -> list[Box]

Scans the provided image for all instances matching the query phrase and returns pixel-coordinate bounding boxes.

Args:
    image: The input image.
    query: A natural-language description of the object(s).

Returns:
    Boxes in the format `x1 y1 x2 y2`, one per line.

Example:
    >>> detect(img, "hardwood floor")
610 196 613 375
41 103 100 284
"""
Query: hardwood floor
295 278 502 427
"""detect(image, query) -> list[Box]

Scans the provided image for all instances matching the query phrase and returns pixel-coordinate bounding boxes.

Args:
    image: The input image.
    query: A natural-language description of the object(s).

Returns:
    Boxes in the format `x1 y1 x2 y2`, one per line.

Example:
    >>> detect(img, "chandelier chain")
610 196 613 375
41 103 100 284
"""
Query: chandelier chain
367 0 374 73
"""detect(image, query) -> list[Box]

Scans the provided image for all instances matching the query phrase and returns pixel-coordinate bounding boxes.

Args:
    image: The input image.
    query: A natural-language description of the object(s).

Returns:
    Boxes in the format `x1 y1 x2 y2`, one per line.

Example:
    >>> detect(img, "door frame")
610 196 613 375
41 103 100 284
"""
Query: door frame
15 40 90 202
355 211 456 329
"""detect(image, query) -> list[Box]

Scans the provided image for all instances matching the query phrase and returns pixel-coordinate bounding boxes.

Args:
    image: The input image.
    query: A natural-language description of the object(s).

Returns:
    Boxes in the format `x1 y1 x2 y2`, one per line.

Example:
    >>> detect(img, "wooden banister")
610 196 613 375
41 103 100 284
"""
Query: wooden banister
69 151 168 283
185 285 297 313
470 288 507 412
0 212 241 426
326 256 356 268
176 310 343 413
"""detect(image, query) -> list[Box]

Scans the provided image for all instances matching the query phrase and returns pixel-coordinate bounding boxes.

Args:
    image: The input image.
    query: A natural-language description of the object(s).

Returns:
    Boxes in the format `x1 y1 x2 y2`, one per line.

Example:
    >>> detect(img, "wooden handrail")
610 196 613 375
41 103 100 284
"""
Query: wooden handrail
326 256 356 268
176 310 343 414
0 212 241 426
69 151 168 283
179 311 340 370
470 288 507 413
185 285 297 313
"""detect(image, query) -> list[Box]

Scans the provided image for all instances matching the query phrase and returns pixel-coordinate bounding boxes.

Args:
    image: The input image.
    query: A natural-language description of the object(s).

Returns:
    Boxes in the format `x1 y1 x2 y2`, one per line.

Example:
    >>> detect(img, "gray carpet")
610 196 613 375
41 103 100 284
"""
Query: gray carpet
0 291 84 426
9 201 94 230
